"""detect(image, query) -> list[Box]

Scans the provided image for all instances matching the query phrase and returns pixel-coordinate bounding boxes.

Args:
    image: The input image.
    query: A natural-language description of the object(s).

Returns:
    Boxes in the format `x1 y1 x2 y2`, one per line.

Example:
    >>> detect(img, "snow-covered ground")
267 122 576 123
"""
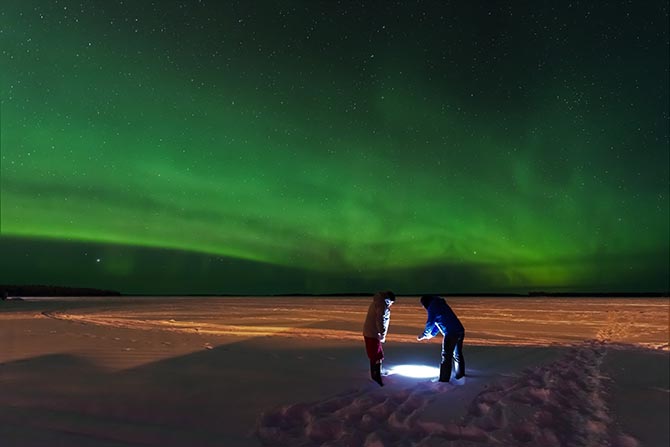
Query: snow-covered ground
1 296 668 446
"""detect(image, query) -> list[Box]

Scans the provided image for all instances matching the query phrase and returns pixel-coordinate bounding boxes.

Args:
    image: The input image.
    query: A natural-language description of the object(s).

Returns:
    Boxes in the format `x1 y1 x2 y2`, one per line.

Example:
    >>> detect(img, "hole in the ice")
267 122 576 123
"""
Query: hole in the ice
387 364 440 378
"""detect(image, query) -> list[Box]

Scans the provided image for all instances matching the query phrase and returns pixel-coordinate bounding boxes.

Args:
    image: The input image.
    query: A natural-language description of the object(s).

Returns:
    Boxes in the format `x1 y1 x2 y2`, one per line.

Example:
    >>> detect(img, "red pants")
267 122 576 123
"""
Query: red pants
364 336 384 362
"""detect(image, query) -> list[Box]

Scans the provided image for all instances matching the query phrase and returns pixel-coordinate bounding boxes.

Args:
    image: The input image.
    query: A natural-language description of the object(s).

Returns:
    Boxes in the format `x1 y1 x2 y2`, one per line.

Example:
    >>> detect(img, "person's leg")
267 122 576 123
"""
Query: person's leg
440 335 457 382
364 337 384 386
453 333 465 379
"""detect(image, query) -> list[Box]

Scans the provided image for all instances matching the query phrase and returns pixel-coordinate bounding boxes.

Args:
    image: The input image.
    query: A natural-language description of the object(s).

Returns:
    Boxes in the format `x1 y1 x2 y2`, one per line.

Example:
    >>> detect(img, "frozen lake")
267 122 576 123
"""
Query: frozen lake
1 296 668 446
32 295 670 349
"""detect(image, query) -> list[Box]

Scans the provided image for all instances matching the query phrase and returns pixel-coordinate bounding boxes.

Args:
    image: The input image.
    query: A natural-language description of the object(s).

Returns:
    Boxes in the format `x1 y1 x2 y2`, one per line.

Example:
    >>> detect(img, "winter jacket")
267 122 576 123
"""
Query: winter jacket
419 296 464 339
363 291 393 342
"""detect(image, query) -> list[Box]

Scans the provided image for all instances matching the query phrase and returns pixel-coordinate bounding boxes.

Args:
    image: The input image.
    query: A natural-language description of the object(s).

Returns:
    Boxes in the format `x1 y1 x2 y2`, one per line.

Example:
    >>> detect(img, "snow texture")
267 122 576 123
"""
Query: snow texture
257 341 637 446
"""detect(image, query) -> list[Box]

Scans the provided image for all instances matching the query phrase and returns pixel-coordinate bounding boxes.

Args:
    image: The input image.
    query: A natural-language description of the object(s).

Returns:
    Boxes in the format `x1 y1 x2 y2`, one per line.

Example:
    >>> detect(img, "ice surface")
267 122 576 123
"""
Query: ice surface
0 296 667 446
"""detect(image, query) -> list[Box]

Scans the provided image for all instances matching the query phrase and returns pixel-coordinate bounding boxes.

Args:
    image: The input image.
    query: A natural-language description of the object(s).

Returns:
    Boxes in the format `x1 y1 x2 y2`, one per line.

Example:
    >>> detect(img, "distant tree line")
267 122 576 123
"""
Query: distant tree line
1 284 121 299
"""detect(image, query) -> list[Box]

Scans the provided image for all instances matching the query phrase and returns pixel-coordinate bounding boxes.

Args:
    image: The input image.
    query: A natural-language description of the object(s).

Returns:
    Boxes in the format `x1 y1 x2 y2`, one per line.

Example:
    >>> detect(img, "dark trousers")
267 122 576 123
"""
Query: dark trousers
440 333 465 381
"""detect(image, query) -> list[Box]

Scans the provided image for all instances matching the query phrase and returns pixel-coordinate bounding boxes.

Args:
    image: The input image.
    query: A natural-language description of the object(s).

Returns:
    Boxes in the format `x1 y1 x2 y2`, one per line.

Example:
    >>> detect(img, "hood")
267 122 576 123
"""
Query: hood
373 290 396 305
420 295 438 309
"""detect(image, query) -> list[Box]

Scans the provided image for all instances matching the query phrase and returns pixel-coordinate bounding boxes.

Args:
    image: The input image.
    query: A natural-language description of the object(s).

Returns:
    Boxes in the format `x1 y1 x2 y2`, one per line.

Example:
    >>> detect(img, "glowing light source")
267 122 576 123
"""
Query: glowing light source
387 364 440 379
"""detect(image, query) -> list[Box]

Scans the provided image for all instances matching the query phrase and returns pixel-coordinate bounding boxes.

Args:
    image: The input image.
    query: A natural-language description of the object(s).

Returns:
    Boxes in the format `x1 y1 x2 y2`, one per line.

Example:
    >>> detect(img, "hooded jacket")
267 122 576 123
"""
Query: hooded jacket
363 291 394 342
419 295 464 339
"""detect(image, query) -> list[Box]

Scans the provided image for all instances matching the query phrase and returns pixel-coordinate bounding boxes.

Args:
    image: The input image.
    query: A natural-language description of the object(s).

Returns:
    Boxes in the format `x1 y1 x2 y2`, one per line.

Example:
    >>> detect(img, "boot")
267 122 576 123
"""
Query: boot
438 361 452 382
453 353 465 379
371 362 384 387
454 362 465 380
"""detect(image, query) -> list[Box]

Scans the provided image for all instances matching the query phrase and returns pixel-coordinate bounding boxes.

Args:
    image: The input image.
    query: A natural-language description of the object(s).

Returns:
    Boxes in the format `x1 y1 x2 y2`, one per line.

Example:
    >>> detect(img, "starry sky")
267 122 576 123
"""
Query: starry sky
1 1 668 295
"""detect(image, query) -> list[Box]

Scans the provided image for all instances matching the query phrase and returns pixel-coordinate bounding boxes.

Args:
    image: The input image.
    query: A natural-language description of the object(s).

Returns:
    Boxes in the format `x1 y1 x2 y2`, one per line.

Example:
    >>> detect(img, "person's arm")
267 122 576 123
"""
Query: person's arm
417 306 439 340
377 302 390 342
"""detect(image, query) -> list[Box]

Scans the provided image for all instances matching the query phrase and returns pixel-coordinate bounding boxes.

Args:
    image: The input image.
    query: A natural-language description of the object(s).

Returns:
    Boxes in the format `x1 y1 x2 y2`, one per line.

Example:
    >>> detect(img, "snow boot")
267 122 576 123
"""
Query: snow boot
438 361 452 382
371 362 384 387
454 353 465 379
454 364 465 380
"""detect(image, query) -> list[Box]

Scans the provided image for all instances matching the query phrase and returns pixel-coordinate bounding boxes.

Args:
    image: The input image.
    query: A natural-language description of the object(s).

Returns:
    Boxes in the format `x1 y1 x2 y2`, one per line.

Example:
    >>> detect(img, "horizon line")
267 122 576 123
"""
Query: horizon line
2 284 668 298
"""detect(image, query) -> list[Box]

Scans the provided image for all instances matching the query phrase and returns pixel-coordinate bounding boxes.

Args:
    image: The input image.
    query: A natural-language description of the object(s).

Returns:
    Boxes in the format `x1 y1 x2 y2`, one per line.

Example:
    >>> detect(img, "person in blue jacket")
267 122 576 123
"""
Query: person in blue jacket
416 295 465 382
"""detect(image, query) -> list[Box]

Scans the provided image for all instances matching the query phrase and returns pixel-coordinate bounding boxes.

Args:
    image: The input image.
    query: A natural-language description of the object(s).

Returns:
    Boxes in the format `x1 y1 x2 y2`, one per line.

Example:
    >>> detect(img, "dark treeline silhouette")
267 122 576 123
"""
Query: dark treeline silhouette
0 285 666 298
1 284 121 298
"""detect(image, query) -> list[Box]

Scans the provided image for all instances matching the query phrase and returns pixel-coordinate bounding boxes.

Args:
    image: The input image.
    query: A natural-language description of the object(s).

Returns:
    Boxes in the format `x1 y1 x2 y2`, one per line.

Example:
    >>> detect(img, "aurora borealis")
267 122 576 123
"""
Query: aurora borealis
1 1 668 294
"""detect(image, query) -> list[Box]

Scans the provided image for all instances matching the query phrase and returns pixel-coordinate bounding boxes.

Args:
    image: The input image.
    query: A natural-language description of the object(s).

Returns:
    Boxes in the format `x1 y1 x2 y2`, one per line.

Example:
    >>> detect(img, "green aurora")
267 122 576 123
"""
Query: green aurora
1 1 668 294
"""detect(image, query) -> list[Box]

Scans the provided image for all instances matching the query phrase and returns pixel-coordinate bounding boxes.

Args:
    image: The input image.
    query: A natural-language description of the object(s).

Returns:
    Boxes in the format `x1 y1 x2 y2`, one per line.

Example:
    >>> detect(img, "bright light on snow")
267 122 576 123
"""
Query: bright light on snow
387 364 440 378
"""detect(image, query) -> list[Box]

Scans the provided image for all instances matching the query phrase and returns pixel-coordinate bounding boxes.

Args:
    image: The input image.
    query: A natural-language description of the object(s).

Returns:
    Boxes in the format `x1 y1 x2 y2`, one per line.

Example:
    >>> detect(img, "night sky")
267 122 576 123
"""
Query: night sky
1 1 668 295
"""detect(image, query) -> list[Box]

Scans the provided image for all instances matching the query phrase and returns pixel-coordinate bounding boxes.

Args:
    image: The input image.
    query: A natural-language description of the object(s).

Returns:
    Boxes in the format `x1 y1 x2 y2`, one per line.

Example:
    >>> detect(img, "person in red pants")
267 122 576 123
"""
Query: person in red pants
416 295 465 382
362 290 396 386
